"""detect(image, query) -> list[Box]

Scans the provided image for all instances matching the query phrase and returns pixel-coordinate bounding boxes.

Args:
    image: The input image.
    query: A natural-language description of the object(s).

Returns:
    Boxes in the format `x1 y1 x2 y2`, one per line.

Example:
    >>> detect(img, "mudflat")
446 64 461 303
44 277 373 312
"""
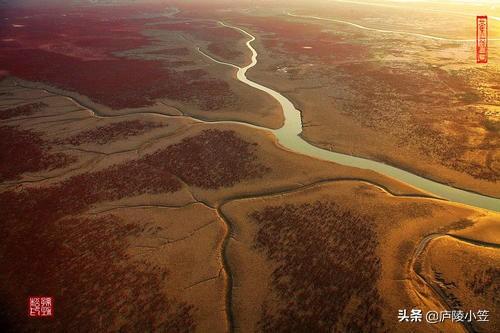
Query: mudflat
239 2 500 197
1 1 498 332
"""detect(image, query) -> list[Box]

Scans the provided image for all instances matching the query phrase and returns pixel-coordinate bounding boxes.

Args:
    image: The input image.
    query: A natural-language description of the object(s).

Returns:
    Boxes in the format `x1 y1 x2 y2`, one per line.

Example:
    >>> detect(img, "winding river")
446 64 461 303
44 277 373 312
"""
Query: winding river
200 22 500 212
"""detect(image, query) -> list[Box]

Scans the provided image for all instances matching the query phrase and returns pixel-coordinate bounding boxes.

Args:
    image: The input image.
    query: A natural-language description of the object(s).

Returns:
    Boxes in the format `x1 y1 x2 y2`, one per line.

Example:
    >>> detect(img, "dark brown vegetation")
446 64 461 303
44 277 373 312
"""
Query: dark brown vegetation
239 12 498 191
154 129 269 189
0 130 268 259
467 267 500 302
0 128 268 331
0 102 48 120
0 126 75 181
0 128 267 263
0 159 182 237
0 129 267 233
56 120 163 145
430 261 499 332
0 213 196 332
438 218 474 233
433 271 463 310
0 160 180 328
333 62 499 182
250 201 384 333
405 122 498 182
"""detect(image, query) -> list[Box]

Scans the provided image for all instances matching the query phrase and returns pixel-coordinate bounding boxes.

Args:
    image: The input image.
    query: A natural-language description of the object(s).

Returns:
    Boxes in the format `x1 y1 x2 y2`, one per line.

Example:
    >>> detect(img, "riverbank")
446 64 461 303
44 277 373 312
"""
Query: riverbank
202 22 500 212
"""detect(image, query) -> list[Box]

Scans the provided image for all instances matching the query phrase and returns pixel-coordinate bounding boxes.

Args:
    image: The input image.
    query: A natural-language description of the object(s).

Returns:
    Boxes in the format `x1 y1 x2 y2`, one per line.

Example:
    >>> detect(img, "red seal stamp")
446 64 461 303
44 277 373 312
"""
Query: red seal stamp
28 296 54 317
476 16 488 63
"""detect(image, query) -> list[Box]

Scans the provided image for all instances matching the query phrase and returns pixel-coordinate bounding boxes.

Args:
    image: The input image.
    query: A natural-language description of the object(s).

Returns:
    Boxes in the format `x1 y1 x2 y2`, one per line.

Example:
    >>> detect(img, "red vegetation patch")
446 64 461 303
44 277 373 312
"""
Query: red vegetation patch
0 129 266 234
0 128 268 329
250 201 384 332
56 120 163 145
238 17 367 62
0 162 181 257
2 49 233 110
0 125 75 181
0 5 163 58
0 127 270 328
0 5 234 110
1 129 265 232
0 102 47 120
0 213 196 332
